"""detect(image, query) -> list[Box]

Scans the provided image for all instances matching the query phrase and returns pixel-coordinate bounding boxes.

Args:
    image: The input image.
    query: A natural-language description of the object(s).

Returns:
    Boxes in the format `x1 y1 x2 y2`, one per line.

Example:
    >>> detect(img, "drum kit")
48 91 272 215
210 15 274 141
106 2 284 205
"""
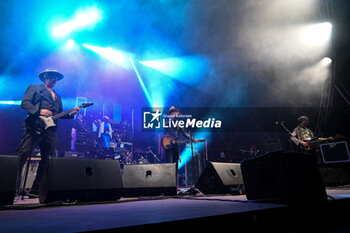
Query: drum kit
94 139 156 165
77 119 160 164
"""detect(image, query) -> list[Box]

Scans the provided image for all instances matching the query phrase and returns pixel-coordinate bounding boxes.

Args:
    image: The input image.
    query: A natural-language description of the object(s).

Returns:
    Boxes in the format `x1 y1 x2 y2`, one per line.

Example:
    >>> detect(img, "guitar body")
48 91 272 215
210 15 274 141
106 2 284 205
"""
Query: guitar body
302 141 319 151
25 102 93 135
161 135 176 149
39 116 56 130
24 114 46 135
161 135 205 149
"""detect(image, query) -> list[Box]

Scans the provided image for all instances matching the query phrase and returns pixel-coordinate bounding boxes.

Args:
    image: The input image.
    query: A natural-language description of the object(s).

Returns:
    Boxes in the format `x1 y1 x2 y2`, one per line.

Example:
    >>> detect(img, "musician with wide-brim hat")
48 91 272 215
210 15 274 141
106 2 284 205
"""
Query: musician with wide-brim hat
164 106 199 186
16 69 79 197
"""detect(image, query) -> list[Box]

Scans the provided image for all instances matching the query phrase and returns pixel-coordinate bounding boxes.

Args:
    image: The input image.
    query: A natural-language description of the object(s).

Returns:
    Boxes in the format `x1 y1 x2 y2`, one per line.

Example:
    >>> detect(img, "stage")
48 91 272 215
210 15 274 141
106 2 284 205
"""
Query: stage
1 187 350 233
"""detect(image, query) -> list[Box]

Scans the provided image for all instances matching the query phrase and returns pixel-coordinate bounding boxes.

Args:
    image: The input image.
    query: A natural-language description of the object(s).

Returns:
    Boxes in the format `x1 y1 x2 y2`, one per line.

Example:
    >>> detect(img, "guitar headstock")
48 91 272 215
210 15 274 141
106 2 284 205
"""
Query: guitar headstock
80 102 94 108
335 134 345 140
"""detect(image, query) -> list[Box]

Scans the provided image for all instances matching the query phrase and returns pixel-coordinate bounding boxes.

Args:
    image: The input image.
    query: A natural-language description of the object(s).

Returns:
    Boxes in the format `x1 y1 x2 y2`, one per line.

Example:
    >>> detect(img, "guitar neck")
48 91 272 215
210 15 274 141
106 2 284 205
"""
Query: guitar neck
175 140 191 144
52 106 81 120
175 139 205 144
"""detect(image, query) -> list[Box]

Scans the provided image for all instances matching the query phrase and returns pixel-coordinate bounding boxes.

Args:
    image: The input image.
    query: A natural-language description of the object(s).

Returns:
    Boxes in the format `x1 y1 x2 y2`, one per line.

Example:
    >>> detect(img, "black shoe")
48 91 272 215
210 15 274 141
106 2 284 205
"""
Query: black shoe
28 193 39 199
29 188 39 196
16 188 29 196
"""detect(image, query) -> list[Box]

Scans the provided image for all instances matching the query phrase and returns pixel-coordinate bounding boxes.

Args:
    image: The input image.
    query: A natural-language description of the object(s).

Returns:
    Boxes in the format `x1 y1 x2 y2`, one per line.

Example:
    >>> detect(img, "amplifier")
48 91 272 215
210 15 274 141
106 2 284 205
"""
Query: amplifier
320 141 350 164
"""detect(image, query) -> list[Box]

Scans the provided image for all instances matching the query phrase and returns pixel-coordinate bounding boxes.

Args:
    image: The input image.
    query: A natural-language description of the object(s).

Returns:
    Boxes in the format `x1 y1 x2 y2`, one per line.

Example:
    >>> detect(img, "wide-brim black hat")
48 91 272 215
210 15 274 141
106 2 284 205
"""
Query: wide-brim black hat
38 69 64 82
167 106 180 115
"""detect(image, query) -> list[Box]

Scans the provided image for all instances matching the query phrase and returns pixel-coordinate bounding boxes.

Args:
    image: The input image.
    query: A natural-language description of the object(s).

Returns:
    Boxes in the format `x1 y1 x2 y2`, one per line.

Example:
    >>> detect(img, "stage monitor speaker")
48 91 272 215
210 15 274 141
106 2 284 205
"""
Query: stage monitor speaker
122 163 177 197
39 157 123 204
241 151 327 204
0 155 19 205
195 162 244 194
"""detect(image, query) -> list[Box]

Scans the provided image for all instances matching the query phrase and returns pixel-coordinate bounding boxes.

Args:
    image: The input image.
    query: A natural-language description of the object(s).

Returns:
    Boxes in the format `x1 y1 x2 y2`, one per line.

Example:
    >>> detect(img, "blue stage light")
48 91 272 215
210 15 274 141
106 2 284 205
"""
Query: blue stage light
82 43 130 69
129 57 153 107
66 38 75 46
139 56 209 85
52 5 102 38
0 100 21 105
63 38 79 50
178 131 211 169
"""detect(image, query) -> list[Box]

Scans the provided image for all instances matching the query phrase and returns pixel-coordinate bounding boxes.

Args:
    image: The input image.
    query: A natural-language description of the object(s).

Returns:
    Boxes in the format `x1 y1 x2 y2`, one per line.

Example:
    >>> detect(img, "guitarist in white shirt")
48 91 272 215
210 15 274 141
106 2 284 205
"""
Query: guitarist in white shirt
16 69 79 196
291 115 334 151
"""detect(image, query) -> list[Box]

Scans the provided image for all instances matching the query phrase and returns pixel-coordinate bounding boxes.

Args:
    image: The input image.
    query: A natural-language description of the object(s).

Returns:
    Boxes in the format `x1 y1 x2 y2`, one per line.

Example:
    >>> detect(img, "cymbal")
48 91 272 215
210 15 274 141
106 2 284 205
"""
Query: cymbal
131 147 143 153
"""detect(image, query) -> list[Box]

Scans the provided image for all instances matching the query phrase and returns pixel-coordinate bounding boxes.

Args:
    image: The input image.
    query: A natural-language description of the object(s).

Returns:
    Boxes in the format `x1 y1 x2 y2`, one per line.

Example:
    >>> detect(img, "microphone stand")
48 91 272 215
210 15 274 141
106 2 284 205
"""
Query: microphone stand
276 121 295 151
189 130 196 186
276 121 293 137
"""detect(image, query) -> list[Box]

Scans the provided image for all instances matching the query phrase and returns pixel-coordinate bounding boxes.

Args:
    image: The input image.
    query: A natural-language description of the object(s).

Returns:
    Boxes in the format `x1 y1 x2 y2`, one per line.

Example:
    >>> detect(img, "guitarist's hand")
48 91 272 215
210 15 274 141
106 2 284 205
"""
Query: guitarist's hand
40 109 52 117
300 141 308 147
193 139 199 143
70 107 80 116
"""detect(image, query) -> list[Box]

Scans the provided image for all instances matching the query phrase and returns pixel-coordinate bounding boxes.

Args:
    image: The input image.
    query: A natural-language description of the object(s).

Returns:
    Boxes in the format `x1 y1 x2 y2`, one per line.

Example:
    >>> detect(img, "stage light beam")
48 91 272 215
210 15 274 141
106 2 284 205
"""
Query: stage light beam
129 57 154 107
52 5 102 38
178 131 211 169
82 44 130 69
303 22 332 46
0 100 21 105
139 56 209 85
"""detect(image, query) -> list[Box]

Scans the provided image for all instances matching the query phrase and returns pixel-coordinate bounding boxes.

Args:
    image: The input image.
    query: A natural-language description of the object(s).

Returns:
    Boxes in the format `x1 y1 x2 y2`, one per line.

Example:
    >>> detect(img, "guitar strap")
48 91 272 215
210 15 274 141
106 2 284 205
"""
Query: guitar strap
38 85 45 113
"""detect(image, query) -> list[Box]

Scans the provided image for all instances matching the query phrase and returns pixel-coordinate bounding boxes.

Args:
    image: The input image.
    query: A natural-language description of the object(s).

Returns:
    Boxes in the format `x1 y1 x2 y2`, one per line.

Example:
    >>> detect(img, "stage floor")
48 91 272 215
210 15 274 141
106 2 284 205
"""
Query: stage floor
1 188 350 233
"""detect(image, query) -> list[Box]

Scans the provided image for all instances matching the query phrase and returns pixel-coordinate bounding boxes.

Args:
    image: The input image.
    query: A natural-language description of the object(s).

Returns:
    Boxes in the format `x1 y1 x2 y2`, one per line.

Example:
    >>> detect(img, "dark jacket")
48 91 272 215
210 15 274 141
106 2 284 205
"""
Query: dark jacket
21 84 68 127
21 84 47 115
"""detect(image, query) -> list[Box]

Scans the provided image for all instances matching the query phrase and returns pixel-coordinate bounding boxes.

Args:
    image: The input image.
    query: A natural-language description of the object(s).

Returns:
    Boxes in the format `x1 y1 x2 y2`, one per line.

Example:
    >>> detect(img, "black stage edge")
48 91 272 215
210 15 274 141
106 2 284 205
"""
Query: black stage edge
1 188 350 233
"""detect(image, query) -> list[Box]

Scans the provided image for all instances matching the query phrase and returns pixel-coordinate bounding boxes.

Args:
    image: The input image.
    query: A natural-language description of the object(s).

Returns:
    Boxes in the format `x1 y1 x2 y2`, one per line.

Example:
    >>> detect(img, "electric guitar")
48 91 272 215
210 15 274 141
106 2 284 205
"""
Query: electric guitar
26 102 93 135
161 135 205 149
301 134 344 151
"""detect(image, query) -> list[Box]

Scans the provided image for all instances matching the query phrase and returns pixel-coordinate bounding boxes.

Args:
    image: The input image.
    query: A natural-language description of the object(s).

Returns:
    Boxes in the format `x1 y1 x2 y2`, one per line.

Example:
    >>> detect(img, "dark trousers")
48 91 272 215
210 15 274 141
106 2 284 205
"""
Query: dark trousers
16 127 57 193
165 144 179 187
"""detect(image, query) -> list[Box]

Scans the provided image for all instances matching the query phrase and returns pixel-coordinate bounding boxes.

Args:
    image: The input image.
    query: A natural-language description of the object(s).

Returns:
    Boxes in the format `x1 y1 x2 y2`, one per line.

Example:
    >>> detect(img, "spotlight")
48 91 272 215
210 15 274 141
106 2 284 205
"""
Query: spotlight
304 22 332 45
321 57 332 66
67 38 75 46
52 5 102 38
65 38 77 49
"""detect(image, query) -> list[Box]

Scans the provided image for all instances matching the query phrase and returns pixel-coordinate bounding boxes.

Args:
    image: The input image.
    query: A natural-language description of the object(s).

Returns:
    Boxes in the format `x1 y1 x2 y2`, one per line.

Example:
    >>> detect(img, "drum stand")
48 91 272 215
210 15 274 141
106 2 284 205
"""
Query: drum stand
146 146 160 162
189 131 198 186
19 153 34 200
